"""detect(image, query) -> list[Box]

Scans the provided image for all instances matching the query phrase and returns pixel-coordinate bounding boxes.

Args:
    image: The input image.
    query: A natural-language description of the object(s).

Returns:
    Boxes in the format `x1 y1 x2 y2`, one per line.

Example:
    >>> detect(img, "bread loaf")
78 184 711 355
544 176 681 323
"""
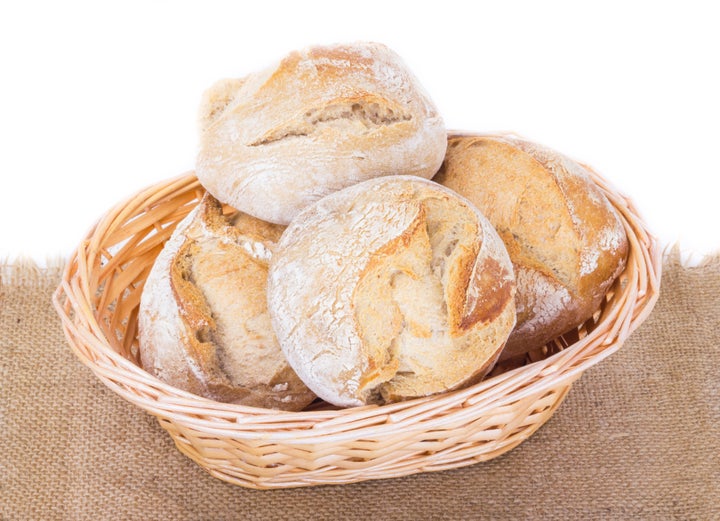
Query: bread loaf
267 176 516 407
196 41 446 225
434 134 628 359
138 193 316 410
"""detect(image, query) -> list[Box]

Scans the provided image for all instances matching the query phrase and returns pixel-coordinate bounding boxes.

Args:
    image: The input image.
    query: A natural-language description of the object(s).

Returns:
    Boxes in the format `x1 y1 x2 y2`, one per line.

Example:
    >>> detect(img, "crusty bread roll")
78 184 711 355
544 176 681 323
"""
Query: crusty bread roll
267 176 516 407
196 41 446 225
138 193 316 410
434 134 628 359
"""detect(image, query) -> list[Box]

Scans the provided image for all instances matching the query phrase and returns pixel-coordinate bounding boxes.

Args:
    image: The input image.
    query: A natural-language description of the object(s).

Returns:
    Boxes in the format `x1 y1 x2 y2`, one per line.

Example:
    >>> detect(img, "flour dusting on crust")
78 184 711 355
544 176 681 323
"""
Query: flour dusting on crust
268 176 515 407
196 42 446 225
513 266 572 337
138 206 202 383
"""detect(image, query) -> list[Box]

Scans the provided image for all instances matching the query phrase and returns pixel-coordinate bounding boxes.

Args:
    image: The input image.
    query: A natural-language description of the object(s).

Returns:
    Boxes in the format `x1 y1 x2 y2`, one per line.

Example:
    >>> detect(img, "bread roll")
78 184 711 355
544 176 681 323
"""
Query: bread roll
267 176 516 407
196 41 446 225
434 134 628 359
138 193 316 410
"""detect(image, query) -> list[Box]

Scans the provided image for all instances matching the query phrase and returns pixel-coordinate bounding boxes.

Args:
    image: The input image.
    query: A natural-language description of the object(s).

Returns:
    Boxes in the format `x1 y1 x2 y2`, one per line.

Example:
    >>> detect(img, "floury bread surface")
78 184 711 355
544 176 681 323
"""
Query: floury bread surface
267 176 516 407
434 134 629 359
138 193 316 411
196 42 446 225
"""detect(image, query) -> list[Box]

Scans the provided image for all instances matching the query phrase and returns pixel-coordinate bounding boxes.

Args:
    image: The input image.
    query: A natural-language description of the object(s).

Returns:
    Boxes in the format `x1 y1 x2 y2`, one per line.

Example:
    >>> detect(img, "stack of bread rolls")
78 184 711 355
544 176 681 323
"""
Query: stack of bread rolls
138 42 628 410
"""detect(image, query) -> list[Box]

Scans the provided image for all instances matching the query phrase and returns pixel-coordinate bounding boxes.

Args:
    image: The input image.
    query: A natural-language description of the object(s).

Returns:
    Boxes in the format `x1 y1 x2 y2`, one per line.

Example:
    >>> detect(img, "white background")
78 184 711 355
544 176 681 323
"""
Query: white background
1 1 718 266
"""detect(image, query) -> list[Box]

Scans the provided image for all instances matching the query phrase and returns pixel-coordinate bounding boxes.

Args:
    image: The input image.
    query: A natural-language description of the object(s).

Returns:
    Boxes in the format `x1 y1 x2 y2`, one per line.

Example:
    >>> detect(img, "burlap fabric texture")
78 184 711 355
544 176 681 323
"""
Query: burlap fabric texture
1 253 718 521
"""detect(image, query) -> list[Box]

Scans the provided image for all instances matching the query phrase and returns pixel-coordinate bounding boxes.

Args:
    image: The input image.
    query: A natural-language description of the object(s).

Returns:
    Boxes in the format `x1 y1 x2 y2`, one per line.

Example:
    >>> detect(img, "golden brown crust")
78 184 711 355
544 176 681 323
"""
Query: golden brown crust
195 42 446 225
267 176 516 407
460 256 514 331
435 134 628 357
169 239 218 376
139 194 316 410
197 77 247 134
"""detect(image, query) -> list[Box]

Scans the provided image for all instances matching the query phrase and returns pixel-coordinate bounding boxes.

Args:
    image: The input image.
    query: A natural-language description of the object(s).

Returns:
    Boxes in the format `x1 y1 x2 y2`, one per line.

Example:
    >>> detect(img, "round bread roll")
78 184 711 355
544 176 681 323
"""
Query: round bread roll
138 193 316 411
196 41 446 225
267 176 516 408
434 134 629 359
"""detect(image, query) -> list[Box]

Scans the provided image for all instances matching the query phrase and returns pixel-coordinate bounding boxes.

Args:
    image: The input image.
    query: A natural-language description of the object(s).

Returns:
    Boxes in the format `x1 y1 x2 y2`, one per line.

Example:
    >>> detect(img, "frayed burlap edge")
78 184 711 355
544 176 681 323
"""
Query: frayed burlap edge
0 256 66 288
663 244 720 270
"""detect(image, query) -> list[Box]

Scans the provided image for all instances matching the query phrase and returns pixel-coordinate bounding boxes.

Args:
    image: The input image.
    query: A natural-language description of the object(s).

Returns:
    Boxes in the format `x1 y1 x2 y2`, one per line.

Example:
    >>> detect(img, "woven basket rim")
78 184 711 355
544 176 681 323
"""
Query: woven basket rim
53 168 662 427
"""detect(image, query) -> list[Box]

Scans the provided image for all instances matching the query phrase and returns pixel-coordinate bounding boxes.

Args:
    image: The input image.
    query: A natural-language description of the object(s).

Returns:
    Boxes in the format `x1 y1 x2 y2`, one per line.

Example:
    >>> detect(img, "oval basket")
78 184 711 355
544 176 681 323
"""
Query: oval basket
53 169 661 489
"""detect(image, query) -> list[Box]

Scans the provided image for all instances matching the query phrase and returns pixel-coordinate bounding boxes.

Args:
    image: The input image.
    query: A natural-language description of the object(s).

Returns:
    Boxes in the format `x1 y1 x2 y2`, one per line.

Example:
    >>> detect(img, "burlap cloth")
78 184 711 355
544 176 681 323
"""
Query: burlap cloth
1 254 718 521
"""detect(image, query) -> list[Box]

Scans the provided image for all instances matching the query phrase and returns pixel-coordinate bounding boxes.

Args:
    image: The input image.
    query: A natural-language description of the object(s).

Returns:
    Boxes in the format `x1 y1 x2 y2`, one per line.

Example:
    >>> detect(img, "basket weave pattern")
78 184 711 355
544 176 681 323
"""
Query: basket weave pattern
53 171 661 489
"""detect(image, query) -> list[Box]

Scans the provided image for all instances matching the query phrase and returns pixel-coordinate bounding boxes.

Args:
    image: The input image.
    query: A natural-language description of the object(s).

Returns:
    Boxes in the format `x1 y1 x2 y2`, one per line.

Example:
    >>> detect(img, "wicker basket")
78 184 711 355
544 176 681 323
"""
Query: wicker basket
53 169 661 489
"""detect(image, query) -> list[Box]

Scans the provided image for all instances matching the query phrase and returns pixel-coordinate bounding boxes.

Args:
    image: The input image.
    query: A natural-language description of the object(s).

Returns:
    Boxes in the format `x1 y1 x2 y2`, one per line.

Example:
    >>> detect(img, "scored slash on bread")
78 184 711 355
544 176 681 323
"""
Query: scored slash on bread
267 175 516 408
195 42 447 225
138 193 316 410
434 134 629 359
